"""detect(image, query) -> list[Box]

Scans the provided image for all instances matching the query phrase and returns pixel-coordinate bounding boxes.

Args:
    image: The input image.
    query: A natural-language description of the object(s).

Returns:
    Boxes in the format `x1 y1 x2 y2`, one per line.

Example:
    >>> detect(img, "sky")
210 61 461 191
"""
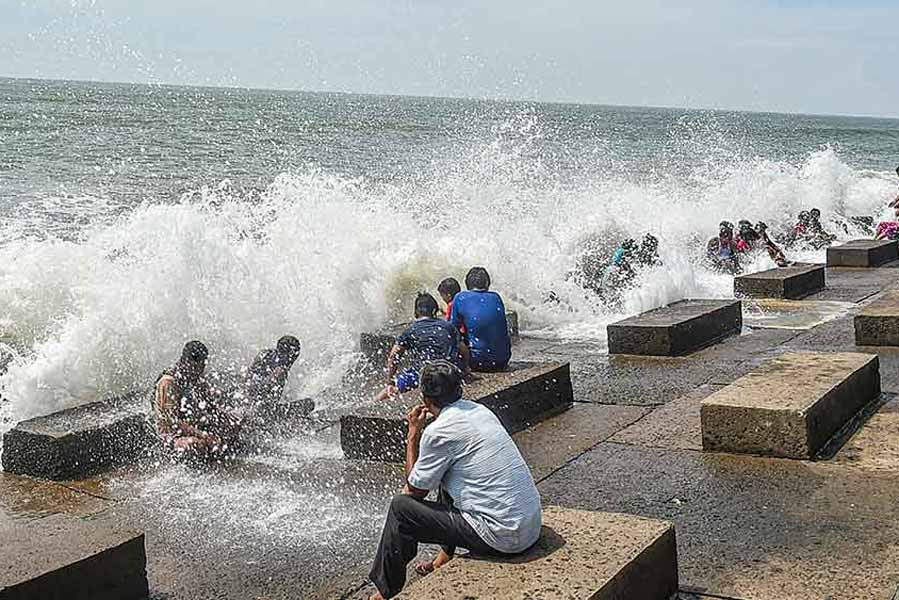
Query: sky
1 0 897 117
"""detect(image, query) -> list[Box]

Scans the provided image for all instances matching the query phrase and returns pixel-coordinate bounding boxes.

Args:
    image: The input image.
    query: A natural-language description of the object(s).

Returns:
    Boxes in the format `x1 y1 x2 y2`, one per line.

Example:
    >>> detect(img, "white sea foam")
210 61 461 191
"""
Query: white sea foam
0 131 894 431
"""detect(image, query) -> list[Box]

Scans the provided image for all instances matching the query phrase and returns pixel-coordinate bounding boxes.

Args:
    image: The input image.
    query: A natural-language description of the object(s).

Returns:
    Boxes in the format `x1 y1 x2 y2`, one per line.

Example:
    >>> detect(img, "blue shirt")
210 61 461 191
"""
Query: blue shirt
395 317 463 372
408 400 542 553
450 290 511 369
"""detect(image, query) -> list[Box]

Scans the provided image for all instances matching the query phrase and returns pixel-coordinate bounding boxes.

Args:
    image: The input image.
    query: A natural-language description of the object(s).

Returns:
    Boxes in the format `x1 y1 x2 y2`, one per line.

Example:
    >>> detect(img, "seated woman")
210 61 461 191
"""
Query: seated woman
450 267 512 372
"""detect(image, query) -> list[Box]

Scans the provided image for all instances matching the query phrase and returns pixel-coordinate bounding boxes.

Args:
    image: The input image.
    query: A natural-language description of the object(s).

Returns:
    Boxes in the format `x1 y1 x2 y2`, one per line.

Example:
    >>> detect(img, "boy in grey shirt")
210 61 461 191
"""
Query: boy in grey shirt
368 361 542 600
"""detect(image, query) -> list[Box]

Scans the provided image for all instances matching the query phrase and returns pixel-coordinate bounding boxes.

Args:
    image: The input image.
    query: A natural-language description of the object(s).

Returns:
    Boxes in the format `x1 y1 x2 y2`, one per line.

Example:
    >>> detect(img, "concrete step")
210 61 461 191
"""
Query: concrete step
360 311 519 365
340 361 573 462
701 352 881 459
607 299 742 356
734 263 825 299
826 239 899 268
395 505 678 600
1 395 153 481
0 513 148 600
1 394 315 480
855 289 899 346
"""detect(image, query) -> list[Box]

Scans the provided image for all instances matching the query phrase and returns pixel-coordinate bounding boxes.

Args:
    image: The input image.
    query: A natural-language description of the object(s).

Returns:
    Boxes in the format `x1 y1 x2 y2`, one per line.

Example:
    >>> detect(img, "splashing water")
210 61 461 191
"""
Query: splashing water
0 82 897 430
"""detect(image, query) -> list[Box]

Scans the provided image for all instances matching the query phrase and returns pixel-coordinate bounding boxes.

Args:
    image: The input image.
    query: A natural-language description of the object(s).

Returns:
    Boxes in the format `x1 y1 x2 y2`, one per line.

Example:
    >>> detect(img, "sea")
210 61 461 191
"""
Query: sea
1 76 898 429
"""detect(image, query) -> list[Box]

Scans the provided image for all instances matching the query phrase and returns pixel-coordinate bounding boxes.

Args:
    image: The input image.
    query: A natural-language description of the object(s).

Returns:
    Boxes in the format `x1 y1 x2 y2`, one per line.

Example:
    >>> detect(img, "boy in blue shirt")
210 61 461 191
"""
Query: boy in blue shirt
375 293 469 402
450 267 512 372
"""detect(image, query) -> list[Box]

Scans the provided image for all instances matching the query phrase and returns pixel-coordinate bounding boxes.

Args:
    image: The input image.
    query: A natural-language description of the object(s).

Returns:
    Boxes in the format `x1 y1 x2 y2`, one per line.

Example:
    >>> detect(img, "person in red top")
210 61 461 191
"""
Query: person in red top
438 277 465 335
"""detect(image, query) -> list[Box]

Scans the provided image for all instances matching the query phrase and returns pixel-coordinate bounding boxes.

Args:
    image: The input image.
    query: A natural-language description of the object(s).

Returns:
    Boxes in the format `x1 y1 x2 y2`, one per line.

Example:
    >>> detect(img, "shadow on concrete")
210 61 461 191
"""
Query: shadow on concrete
816 391 896 460
466 525 566 564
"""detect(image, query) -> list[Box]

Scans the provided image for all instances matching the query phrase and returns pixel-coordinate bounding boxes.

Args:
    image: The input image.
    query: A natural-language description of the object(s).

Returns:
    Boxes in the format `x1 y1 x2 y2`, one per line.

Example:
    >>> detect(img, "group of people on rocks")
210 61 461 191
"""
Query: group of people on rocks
783 208 837 248
706 219 788 274
374 266 512 403
151 335 302 457
563 233 662 303
367 267 541 600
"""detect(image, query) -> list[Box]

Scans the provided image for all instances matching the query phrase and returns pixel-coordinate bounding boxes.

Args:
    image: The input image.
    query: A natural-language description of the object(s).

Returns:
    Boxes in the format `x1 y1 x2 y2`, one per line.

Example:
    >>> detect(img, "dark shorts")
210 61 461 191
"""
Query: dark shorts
395 368 420 393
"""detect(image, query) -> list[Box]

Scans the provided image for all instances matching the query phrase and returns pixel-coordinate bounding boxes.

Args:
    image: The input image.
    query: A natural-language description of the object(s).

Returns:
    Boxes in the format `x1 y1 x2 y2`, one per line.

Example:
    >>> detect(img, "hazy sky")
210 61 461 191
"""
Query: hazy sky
2 0 897 117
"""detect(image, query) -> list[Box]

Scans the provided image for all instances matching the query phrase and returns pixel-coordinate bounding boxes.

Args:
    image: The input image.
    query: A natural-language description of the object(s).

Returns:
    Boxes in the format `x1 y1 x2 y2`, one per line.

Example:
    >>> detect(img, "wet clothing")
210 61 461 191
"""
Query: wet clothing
444 300 465 335
152 369 222 444
396 318 464 373
395 368 420 393
876 221 899 240
245 348 291 407
450 290 512 371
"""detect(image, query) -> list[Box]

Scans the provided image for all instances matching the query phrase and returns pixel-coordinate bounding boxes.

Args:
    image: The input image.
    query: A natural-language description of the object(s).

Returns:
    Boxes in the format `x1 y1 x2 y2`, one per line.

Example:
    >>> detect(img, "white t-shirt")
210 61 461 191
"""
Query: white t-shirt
408 400 542 553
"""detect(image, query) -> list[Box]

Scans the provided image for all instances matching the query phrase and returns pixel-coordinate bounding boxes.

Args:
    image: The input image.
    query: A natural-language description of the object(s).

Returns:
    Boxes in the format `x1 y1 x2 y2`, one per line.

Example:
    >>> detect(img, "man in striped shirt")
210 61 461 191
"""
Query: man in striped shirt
368 360 542 599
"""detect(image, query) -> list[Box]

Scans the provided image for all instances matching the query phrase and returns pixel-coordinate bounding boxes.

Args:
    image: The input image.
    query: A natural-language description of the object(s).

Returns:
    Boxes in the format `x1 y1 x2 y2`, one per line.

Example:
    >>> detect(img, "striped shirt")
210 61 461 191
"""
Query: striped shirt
408 400 542 553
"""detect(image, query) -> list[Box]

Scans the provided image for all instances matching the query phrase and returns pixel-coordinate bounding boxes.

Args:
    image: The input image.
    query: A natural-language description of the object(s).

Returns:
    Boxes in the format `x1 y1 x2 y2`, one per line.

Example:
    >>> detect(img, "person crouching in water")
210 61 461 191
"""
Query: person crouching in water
152 341 240 458
375 293 470 402
368 360 542 600
450 267 512 372
706 221 742 274
242 335 302 416
755 221 789 267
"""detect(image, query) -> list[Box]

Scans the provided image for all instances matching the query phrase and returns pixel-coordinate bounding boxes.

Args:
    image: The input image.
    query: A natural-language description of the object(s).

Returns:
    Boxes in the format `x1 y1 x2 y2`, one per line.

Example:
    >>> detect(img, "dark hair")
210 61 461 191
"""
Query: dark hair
276 335 302 359
437 277 462 299
414 293 439 318
419 360 462 408
464 267 491 291
181 340 209 363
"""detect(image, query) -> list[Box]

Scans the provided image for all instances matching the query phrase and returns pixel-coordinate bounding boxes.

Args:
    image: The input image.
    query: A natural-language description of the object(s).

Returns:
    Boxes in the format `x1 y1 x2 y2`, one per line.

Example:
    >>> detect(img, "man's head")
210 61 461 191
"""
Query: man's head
642 234 658 252
437 277 461 304
179 340 208 379
464 267 491 291
810 208 821 222
414 292 439 319
419 360 462 410
276 335 302 365
798 211 810 224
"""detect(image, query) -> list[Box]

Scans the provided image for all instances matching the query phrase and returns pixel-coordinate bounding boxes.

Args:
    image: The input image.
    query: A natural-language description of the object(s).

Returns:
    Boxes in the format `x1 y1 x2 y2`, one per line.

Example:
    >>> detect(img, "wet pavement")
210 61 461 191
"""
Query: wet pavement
3 265 899 598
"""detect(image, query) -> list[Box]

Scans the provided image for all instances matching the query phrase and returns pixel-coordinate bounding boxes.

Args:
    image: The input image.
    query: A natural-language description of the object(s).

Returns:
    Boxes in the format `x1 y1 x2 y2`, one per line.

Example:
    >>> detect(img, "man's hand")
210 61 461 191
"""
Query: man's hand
406 404 428 440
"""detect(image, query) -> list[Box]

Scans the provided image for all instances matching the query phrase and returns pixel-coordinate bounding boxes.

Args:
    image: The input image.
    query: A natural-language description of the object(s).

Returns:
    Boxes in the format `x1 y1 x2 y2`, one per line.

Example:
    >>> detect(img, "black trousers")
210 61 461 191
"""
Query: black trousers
369 490 503 599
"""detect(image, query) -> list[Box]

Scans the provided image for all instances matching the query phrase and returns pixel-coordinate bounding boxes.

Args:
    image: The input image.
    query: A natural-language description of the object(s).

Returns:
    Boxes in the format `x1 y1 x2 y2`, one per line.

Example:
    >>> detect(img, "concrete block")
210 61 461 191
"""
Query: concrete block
701 352 880 459
0 513 148 600
855 289 899 346
827 239 899 268
395 505 678 600
360 311 519 365
734 264 825 299
607 299 742 356
340 362 573 462
1 395 153 480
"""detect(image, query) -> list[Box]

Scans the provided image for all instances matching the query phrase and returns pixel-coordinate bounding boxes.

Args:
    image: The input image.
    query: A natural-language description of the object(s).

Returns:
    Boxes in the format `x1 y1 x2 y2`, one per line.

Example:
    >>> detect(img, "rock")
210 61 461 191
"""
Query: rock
395 506 678 600
734 263 825 299
826 239 899 268
0 513 148 600
607 299 742 356
701 352 880 459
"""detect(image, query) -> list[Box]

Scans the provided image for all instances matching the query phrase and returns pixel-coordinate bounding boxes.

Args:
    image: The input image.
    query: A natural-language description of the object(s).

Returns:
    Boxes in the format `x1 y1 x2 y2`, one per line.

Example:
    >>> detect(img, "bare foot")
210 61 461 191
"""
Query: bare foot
415 547 454 576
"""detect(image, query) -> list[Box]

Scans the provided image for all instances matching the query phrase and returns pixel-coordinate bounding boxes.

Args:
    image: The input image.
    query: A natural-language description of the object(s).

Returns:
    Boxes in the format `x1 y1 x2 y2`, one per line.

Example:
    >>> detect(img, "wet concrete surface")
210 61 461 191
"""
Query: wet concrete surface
539 442 899 600
4 266 899 598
